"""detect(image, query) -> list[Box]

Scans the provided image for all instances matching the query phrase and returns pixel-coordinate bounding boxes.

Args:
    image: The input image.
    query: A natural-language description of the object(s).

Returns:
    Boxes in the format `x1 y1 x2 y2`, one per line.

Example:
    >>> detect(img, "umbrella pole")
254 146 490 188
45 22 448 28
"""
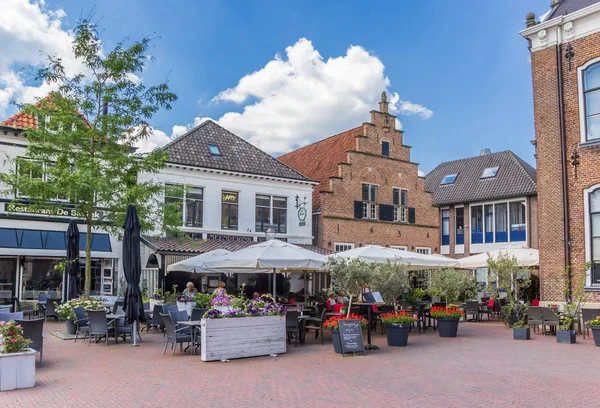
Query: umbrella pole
275 268 279 298
132 319 139 347
303 270 307 303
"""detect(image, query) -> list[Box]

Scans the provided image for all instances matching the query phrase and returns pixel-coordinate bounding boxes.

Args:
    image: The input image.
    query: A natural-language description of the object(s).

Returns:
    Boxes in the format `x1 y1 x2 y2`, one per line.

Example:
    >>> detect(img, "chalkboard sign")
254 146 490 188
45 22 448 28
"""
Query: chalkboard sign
338 319 366 356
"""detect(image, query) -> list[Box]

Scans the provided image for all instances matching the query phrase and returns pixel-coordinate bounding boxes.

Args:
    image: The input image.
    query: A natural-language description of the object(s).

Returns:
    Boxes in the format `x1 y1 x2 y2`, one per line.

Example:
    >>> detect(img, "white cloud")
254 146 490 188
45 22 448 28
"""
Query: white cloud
418 169 425 177
0 0 85 116
211 38 433 154
171 125 188 138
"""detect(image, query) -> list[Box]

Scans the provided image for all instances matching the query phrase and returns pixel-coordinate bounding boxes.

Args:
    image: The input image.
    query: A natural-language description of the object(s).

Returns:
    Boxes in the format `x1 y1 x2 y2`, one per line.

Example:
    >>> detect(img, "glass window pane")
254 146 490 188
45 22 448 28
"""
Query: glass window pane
393 189 399 205
273 207 287 233
208 144 221 156
593 238 600 261
228 205 238 230
585 63 600 90
587 115 600 141
442 212 450 236
401 190 407 206
381 141 389 157
585 89 600 116
441 174 457 185
591 190 600 212
255 206 270 232
593 213 600 236
481 167 499 178
165 183 184 198
185 200 202 227
371 185 377 202
256 195 270 207
362 184 369 201
222 191 238 204
0 229 18 248
21 230 42 249
485 205 494 233
471 206 483 232
273 196 287 209
45 231 66 250
187 187 203 200
91 234 111 252
456 208 464 235
495 203 507 232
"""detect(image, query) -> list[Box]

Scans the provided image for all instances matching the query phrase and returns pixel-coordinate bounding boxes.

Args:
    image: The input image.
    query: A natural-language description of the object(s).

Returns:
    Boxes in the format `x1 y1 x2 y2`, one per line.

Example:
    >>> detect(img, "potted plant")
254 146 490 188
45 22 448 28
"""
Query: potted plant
0 320 35 391
193 293 214 309
429 268 478 307
411 288 427 304
148 290 164 310
430 305 463 338
211 294 233 314
323 313 367 354
380 311 416 347
512 320 530 340
176 294 196 315
56 298 106 335
587 317 600 347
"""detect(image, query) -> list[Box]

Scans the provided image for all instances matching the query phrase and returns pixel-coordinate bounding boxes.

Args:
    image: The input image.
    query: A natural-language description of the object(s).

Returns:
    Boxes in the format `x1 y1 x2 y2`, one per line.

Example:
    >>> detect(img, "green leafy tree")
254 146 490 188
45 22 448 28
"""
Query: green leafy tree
0 21 179 297
325 257 373 316
370 261 410 311
430 268 477 304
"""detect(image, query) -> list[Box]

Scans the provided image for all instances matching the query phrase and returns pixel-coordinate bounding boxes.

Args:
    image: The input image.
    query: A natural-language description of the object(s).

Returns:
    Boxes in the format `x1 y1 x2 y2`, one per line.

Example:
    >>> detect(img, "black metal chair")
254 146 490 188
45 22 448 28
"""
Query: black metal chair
15 318 44 366
286 311 300 347
582 308 599 339
112 301 124 315
540 307 560 335
145 304 165 333
45 298 60 321
161 313 192 356
13 297 36 320
304 307 327 345
191 308 208 321
464 301 480 322
526 306 543 334
87 310 117 346
73 306 90 343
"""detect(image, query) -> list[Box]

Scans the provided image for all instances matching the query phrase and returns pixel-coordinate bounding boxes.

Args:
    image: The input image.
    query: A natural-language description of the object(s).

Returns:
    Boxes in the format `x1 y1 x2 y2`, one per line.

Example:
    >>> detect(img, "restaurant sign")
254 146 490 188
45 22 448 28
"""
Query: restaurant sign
3 202 103 219
206 233 253 242
295 195 308 227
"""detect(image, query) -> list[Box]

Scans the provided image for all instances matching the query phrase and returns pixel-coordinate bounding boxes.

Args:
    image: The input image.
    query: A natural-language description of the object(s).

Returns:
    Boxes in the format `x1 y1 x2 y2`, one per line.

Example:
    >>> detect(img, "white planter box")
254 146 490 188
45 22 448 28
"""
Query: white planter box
0 349 36 391
201 315 286 362
177 302 196 316
148 299 164 311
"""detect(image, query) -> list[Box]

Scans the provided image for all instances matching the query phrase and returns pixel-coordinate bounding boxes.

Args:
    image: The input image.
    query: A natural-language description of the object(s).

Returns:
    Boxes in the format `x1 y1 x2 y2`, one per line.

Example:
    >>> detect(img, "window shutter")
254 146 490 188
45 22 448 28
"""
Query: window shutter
379 204 394 221
408 207 416 224
354 201 364 219
393 189 399 205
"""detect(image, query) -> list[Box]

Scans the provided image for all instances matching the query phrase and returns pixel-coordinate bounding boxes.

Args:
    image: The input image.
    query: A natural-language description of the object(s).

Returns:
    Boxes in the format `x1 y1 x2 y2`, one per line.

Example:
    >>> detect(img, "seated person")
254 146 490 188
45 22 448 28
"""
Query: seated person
183 281 198 298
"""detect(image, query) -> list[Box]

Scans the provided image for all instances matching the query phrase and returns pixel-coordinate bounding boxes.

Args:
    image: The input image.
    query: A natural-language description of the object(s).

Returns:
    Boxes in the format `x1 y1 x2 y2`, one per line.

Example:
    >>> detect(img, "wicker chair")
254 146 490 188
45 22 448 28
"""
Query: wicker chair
73 307 90 342
15 318 44 366
161 313 192 356
87 310 117 346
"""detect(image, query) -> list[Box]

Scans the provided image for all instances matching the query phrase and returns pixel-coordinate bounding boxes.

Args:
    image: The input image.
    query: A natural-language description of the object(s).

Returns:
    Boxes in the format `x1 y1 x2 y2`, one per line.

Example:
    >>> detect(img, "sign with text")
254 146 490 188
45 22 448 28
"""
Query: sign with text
221 192 238 203
338 319 366 356
206 233 253 242
3 202 103 219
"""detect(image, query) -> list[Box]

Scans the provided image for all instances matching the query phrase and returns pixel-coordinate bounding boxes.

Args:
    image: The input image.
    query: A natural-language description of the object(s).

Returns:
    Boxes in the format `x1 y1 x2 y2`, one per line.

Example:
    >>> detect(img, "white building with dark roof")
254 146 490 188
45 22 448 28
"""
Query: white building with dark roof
138 120 324 293
425 149 538 259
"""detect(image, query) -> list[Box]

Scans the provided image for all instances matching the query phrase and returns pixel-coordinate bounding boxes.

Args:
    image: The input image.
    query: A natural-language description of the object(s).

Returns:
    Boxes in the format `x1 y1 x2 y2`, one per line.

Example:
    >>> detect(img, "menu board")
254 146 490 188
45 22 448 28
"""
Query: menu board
338 319 366 356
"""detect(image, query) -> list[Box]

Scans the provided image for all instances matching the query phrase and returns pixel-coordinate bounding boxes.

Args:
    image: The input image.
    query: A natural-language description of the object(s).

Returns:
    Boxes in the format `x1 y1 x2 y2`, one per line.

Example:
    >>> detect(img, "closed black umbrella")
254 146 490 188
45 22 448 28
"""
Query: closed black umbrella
66 220 80 300
122 204 144 346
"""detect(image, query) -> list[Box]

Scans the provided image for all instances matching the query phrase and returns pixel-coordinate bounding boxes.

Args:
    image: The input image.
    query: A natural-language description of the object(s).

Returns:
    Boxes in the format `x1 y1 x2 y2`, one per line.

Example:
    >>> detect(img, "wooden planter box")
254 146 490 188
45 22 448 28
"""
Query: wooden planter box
200 316 286 362
0 349 36 391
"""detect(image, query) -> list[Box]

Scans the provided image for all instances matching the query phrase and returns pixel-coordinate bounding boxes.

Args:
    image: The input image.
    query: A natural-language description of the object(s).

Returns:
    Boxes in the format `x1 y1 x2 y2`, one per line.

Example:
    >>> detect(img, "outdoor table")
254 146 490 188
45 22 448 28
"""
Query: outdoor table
178 320 202 355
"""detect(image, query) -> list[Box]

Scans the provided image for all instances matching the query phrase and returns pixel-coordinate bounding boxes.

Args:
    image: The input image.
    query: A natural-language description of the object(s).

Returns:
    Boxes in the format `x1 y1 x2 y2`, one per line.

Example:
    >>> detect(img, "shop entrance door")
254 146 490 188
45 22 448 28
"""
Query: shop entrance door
0 258 17 306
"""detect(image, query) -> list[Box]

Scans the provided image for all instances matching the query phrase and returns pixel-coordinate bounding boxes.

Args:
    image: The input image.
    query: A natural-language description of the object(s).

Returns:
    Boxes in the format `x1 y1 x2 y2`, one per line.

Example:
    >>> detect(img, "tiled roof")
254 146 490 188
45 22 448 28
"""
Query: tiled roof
547 0 599 19
162 120 309 181
0 110 39 129
142 236 332 255
278 126 362 211
424 151 537 206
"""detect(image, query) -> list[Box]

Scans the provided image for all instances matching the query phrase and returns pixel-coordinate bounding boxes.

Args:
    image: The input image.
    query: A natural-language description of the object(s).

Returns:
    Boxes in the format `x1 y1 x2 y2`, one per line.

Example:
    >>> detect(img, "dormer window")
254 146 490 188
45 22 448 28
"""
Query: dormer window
208 144 222 156
481 166 499 179
441 174 457 185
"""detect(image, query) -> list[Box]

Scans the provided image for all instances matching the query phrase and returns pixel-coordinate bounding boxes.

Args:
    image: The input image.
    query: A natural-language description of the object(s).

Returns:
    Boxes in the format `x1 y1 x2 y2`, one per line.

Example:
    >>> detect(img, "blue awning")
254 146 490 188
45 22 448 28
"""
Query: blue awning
0 228 112 252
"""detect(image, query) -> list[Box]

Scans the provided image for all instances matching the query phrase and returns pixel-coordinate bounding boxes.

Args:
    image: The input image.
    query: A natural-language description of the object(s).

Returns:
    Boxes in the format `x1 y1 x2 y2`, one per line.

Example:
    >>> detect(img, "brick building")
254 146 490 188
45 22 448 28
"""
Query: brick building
521 0 600 301
425 150 538 259
278 92 439 254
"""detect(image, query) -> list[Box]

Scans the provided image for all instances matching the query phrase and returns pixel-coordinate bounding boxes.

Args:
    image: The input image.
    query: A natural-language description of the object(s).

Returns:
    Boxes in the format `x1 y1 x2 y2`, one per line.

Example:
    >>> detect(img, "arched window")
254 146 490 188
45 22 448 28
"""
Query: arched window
583 62 600 142
590 188 600 285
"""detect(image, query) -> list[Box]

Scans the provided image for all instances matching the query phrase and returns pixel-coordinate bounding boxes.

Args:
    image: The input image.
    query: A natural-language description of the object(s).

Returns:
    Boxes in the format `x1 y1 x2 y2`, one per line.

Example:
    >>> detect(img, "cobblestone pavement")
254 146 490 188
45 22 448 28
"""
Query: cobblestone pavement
2 320 599 408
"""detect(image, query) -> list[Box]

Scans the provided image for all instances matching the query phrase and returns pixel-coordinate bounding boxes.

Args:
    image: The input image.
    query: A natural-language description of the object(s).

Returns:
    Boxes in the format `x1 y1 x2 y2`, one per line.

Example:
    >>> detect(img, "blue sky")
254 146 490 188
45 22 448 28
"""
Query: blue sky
1 0 551 173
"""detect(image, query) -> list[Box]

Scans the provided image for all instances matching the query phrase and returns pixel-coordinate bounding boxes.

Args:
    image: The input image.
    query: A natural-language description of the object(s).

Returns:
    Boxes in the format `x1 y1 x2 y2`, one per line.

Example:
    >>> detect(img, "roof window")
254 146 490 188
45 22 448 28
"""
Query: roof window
208 144 222 156
481 166 499 179
441 174 457 185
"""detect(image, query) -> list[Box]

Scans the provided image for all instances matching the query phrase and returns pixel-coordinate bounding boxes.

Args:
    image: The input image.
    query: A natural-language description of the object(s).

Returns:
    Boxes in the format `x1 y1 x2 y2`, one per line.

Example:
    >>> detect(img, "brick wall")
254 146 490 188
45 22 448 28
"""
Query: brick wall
318 107 439 251
530 31 600 301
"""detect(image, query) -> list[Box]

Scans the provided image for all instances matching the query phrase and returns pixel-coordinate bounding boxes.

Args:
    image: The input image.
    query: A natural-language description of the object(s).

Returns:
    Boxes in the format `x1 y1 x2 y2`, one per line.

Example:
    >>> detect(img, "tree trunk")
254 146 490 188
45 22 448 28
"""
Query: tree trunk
346 294 353 318
84 214 93 298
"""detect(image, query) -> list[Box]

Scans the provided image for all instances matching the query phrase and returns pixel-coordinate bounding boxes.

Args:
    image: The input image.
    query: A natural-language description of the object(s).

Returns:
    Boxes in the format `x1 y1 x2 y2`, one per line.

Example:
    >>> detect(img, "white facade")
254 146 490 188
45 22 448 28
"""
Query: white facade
139 162 315 243
0 130 121 301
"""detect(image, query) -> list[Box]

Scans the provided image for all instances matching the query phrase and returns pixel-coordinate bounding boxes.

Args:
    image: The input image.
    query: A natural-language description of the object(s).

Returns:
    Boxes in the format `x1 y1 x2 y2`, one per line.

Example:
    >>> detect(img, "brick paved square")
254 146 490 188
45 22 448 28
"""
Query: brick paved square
1 321 598 408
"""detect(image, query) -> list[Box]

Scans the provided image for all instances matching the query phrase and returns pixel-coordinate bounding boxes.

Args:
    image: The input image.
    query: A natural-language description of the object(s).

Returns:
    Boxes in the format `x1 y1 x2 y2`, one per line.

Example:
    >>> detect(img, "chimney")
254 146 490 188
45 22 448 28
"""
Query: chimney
379 91 389 114
479 148 492 156
551 0 560 6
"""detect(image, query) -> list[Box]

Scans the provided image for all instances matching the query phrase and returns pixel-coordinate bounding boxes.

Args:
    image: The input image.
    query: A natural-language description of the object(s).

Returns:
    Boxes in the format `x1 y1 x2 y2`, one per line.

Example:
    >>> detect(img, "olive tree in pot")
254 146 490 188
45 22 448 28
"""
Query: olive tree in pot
487 253 531 328
512 320 530 340
325 258 373 317
429 268 477 337
587 317 600 347
547 263 592 345
371 261 413 346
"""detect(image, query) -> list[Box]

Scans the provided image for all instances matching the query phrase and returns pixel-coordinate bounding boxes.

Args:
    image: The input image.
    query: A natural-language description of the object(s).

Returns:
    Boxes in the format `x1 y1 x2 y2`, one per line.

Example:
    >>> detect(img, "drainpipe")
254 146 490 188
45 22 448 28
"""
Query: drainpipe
556 31 572 300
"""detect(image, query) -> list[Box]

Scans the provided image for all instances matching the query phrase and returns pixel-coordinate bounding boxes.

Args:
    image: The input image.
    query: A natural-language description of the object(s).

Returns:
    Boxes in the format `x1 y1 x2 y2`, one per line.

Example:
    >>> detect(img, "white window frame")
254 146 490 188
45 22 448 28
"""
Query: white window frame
415 247 431 255
16 157 69 202
165 183 204 228
391 245 408 251
255 194 288 233
392 187 408 223
334 242 355 253
578 56 600 144
583 183 600 287
468 198 528 246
